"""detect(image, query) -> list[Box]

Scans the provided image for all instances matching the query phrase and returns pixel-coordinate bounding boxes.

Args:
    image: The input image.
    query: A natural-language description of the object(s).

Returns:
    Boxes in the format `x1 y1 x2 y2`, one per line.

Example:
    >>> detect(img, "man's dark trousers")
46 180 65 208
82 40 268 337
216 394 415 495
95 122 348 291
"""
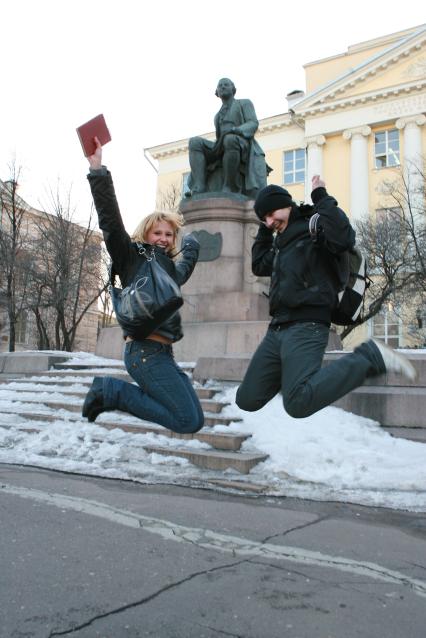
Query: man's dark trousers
236 322 383 418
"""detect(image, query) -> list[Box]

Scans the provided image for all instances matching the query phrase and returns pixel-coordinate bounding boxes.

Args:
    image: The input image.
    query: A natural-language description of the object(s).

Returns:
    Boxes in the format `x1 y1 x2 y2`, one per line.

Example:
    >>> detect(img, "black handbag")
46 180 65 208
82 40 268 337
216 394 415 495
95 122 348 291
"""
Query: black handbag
110 244 183 337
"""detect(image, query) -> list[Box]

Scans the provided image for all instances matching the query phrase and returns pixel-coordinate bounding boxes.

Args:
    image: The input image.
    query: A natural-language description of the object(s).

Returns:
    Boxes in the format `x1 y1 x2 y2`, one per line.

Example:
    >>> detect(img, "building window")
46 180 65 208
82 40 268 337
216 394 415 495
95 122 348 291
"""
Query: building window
182 172 190 197
283 149 305 185
15 311 28 344
370 307 402 348
375 129 400 168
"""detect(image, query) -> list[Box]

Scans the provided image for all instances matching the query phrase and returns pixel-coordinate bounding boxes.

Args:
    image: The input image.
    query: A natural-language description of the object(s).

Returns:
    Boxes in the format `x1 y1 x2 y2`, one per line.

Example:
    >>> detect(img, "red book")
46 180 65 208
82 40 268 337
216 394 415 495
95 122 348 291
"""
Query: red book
76 114 111 157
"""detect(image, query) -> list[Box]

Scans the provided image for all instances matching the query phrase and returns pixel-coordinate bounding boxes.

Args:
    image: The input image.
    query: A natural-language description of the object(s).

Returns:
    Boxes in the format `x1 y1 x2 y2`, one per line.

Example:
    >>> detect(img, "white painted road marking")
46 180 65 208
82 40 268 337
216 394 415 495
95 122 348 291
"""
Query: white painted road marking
2 482 426 598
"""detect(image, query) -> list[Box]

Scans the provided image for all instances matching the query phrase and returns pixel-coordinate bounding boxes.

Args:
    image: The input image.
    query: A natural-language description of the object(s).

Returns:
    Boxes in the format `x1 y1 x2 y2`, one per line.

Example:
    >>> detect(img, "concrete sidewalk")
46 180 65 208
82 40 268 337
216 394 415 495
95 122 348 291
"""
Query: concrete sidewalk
2 464 426 638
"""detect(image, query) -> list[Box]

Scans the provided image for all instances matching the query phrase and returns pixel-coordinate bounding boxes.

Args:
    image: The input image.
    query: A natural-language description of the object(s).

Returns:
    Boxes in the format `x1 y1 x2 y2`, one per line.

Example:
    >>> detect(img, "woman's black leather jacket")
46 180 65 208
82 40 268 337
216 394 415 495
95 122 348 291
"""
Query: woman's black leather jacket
88 168 199 342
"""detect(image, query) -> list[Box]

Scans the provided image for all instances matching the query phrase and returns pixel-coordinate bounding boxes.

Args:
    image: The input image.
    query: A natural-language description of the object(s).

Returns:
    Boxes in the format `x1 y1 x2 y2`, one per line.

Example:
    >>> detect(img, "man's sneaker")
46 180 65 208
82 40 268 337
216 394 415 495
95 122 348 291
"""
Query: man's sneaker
371 338 417 381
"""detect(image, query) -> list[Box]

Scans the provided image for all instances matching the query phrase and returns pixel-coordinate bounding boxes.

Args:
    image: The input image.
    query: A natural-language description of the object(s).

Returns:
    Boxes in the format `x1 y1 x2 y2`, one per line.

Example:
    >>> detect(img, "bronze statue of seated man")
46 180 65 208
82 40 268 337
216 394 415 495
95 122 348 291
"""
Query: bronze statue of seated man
187 78 271 199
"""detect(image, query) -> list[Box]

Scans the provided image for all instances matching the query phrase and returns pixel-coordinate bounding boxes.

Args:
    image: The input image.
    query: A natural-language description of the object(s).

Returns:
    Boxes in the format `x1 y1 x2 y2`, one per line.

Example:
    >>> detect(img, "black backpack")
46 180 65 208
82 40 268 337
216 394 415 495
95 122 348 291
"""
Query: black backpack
309 212 370 326
330 246 369 325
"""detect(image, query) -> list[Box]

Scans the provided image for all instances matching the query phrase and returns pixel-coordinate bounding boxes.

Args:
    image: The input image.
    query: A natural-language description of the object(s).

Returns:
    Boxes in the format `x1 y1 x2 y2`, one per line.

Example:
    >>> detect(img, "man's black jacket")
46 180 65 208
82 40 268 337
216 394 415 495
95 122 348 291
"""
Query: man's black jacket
252 187 355 326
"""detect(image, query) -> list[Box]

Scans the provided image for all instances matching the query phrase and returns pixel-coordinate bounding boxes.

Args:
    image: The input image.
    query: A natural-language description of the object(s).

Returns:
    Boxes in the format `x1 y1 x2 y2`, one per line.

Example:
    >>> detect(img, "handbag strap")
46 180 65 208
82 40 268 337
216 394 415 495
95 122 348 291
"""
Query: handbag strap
109 243 156 288
136 242 156 261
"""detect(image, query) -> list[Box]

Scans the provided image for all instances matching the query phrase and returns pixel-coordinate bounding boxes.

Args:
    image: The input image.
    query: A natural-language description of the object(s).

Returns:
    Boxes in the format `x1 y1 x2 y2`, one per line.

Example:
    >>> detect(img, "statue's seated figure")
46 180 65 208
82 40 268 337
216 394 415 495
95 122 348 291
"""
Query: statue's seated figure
187 78 271 199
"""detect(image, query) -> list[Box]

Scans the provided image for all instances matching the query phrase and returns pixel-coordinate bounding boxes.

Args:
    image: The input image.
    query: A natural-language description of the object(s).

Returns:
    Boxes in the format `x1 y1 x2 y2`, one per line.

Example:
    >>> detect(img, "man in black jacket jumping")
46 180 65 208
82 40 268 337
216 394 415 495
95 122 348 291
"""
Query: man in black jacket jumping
236 176 416 418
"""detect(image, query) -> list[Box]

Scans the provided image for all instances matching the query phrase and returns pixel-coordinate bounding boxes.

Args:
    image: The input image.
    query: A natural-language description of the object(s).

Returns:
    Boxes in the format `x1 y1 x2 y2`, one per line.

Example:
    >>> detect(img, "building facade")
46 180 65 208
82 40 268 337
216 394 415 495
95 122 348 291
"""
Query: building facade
146 24 426 349
0 181 102 353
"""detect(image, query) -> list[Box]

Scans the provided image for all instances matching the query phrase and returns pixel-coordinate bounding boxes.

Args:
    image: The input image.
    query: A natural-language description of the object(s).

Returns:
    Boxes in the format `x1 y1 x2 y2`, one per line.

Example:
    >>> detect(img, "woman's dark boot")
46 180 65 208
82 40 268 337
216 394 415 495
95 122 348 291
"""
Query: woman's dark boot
82 377 107 422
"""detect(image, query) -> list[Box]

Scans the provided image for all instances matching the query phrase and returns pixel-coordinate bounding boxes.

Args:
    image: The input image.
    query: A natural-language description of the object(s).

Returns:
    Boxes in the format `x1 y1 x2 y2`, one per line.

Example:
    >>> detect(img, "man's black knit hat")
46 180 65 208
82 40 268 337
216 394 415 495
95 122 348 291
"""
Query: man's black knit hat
254 185 293 220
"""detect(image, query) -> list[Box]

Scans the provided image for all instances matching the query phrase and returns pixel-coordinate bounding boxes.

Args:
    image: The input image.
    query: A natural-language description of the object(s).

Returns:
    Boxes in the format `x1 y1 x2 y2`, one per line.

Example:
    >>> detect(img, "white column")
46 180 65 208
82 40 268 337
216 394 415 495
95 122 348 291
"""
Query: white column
396 114 426 215
304 135 326 202
343 126 371 220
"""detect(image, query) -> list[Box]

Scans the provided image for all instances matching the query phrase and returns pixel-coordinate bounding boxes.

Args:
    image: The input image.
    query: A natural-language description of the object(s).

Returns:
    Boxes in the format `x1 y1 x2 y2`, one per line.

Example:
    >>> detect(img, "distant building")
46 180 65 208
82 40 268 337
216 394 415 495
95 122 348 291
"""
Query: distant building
145 24 426 349
0 179 102 353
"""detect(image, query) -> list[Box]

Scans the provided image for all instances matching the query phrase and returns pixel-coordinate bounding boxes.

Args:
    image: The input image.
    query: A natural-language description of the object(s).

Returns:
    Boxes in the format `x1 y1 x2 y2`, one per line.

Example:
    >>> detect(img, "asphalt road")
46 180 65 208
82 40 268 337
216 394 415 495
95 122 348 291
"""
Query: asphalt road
1 463 426 638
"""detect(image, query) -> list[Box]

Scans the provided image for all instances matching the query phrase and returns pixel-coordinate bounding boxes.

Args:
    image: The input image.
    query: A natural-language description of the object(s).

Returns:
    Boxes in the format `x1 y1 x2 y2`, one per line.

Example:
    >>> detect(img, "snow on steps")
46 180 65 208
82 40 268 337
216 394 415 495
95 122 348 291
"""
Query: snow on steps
0 361 268 475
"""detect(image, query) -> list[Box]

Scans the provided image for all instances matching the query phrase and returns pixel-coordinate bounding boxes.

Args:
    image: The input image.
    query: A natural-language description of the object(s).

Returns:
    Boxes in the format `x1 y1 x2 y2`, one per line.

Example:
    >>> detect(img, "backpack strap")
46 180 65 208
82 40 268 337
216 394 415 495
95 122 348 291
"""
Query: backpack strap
308 212 322 243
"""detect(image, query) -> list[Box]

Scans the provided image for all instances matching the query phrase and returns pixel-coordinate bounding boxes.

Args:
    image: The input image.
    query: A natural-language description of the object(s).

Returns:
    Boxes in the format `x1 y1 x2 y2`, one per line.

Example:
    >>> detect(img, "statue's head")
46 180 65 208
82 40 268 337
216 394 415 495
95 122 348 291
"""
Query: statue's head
215 78 236 98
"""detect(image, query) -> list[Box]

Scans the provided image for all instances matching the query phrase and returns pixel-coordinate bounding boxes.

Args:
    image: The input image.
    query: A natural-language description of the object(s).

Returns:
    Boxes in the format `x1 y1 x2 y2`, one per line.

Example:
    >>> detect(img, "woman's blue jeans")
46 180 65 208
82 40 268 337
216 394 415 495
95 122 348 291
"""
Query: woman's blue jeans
101 339 204 434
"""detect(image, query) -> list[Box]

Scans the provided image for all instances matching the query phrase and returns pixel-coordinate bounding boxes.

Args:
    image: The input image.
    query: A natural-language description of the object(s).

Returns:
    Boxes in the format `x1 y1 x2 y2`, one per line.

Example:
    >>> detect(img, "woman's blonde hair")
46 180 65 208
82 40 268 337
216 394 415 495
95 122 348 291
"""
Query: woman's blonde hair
132 210 184 255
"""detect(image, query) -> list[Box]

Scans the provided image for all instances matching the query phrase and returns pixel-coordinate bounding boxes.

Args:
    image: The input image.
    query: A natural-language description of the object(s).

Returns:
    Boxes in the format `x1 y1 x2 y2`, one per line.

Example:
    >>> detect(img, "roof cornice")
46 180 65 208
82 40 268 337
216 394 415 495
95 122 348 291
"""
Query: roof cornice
294 26 426 115
298 79 426 117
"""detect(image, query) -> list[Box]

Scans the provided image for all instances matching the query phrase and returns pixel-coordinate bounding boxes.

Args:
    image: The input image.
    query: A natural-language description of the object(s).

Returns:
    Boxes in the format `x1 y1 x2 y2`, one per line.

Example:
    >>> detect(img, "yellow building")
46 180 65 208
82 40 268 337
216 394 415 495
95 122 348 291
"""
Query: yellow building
146 24 426 349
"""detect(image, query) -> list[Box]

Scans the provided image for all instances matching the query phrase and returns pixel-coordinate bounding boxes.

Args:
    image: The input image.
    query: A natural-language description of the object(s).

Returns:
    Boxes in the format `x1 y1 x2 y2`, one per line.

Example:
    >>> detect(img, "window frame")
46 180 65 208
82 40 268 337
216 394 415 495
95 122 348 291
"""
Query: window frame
369 307 402 348
374 129 400 169
283 148 306 185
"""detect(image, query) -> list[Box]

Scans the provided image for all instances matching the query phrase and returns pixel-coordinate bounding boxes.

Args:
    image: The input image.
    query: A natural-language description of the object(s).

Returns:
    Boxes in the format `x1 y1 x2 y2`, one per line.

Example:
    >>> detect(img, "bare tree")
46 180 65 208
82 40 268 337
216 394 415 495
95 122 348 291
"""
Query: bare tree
339 211 414 340
339 159 426 342
31 186 107 351
26 269 51 350
98 244 116 329
0 162 32 351
156 182 182 212
379 161 426 291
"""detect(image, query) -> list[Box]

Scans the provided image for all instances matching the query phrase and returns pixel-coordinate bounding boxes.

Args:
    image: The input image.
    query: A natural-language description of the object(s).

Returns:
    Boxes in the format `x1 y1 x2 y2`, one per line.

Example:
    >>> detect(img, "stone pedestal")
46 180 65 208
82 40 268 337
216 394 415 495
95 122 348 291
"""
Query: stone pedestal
174 196 270 360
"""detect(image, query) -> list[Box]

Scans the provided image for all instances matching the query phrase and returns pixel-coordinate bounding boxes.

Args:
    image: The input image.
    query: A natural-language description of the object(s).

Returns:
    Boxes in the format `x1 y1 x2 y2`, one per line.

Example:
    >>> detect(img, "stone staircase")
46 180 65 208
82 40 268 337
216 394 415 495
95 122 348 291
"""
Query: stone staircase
326 351 426 444
193 351 426 445
0 360 268 477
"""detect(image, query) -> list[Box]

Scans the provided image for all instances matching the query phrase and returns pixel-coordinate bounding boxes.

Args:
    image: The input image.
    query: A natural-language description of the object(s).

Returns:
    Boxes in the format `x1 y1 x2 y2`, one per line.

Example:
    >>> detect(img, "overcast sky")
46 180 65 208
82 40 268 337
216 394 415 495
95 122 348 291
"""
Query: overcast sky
1 0 425 231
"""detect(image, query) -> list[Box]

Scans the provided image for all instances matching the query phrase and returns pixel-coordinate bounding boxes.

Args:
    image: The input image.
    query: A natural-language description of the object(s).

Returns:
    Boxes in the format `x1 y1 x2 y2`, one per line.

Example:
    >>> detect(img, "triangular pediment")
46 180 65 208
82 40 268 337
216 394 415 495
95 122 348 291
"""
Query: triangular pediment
294 25 426 115
327 49 426 102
